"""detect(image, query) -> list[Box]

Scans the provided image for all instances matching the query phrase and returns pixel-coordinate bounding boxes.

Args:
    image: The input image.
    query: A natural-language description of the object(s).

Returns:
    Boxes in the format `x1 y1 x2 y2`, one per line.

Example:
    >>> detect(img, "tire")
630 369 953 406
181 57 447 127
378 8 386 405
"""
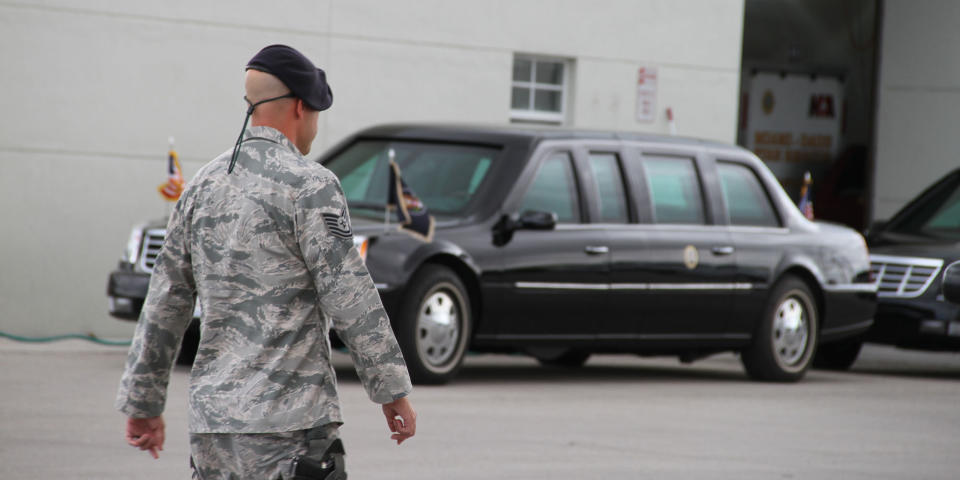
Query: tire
741 276 818 382
814 336 863 371
395 265 472 384
536 350 590 368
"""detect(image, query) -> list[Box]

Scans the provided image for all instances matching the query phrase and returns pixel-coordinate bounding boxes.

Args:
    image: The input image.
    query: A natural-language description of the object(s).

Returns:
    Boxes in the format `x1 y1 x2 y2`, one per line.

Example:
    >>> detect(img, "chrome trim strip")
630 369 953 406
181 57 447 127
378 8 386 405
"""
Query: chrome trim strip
725 225 790 234
515 282 610 290
607 283 649 290
477 333 751 341
374 283 389 290
594 333 751 340
823 284 878 293
517 282 754 291
645 283 753 291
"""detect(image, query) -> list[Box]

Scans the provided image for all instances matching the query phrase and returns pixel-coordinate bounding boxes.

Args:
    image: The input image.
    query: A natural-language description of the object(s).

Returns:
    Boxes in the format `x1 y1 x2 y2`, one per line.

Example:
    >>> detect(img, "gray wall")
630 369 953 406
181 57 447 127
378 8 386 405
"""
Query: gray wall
0 0 744 338
873 0 960 220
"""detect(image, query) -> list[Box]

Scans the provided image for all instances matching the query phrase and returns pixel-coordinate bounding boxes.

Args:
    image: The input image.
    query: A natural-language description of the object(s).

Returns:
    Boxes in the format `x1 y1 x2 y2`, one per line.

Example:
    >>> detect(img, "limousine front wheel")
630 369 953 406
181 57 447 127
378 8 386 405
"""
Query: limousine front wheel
397 265 472 384
741 276 818 382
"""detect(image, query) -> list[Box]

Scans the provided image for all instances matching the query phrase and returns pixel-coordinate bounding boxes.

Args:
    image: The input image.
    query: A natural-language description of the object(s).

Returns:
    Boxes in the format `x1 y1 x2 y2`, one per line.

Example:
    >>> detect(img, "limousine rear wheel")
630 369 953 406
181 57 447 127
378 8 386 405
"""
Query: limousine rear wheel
397 265 472 385
741 276 818 382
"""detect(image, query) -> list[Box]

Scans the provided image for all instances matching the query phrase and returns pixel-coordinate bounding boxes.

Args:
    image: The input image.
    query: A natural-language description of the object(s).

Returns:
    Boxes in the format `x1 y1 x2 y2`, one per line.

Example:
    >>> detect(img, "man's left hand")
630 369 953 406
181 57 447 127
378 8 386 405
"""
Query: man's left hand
381 397 416 445
125 415 165 459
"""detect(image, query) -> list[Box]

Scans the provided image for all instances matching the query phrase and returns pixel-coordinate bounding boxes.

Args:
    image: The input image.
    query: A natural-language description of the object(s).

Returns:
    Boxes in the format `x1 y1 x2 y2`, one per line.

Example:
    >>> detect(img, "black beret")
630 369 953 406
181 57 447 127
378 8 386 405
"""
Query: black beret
246 44 333 111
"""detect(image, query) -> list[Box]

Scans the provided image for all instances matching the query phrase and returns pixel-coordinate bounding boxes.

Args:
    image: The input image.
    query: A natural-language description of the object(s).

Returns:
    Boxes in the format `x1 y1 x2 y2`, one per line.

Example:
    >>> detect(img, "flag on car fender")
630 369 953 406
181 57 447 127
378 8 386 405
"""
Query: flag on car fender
387 151 435 242
797 171 814 220
158 140 184 202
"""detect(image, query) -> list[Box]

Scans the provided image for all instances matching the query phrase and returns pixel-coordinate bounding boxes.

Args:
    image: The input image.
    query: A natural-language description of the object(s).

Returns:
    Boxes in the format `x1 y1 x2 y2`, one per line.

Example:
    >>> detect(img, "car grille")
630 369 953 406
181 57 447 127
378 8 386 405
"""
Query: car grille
870 254 943 298
138 228 167 273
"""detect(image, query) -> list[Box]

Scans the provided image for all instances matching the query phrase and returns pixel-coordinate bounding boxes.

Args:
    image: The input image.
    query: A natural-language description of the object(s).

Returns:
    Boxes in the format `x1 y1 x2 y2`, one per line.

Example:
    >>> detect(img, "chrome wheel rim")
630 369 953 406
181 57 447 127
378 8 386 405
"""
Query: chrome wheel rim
773 297 809 366
417 290 460 367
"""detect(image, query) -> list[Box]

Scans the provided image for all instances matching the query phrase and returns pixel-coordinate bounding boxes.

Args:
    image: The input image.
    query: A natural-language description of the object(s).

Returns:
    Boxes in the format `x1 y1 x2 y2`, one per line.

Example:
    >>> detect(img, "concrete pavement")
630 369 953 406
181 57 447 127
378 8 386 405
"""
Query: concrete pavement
1 338 959 479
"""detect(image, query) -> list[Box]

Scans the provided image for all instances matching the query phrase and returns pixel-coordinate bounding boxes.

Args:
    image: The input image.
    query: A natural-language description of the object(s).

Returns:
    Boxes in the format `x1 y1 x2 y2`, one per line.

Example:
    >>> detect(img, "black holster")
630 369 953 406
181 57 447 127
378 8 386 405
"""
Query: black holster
290 436 346 480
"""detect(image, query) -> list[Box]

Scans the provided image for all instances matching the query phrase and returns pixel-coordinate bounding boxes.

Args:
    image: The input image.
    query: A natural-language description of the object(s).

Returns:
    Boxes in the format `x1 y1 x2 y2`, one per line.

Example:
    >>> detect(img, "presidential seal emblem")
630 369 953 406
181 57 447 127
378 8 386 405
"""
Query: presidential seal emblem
683 245 699 270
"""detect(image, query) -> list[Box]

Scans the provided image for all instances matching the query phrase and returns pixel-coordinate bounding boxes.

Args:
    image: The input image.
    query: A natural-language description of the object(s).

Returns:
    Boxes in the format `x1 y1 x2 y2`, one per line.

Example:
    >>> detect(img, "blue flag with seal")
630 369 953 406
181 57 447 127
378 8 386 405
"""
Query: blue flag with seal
386 149 435 242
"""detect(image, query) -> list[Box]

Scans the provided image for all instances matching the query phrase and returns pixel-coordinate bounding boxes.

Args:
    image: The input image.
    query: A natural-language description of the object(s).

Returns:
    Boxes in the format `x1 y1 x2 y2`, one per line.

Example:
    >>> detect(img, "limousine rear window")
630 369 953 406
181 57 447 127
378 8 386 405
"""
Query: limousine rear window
327 140 499 216
717 162 781 228
639 156 706 225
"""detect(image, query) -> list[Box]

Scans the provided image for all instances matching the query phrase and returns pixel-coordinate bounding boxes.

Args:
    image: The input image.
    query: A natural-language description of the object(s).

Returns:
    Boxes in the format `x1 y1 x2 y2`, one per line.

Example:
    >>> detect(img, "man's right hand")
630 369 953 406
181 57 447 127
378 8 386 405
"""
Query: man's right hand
381 397 416 445
125 415 165 459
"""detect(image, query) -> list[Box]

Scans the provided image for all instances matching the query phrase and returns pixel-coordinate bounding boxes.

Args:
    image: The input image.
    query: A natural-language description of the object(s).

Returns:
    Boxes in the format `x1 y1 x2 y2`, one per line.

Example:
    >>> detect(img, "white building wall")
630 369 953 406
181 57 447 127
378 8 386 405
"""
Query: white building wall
0 0 744 338
873 0 960 220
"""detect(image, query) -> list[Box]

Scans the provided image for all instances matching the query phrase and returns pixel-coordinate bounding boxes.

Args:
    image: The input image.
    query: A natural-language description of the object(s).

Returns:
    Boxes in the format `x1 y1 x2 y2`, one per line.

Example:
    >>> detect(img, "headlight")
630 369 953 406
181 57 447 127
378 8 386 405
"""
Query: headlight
353 235 369 261
122 224 145 264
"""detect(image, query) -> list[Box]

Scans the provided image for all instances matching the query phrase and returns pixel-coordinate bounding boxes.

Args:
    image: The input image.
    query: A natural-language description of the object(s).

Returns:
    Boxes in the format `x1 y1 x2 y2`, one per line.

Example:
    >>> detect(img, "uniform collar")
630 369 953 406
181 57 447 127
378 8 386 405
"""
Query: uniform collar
242 126 302 157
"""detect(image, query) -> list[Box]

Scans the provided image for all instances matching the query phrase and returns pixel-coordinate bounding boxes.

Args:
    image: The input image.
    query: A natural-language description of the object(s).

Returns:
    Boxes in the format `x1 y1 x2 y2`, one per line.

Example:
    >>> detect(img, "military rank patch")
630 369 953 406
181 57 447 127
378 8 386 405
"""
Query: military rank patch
322 207 352 239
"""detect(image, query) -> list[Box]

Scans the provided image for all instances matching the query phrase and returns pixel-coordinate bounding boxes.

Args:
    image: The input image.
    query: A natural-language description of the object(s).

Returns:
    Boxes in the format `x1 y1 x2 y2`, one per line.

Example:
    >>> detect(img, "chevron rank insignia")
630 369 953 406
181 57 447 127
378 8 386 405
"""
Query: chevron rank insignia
322 206 352 239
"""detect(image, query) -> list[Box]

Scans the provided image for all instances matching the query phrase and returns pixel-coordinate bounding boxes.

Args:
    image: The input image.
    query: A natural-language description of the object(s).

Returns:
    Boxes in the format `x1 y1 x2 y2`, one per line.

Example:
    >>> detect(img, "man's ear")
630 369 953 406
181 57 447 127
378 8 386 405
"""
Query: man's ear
294 98 306 119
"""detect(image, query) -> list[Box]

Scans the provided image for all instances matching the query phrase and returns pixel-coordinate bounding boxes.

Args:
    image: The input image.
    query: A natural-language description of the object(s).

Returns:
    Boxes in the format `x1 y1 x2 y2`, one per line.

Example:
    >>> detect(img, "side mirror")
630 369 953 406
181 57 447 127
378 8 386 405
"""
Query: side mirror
517 210 557 230
942 262 960 304
491 210 558 247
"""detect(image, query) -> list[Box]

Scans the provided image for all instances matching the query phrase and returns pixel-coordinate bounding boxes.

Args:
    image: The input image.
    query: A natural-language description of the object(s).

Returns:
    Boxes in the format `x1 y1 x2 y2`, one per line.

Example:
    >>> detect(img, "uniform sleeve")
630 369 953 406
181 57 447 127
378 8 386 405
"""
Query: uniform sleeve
115 196 197 418
296 175 413 404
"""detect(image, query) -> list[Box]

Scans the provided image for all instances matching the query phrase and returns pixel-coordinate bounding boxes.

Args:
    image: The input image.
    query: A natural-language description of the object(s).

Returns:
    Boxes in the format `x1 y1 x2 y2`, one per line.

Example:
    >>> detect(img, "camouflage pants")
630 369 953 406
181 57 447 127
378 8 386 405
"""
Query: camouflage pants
190 423 342 479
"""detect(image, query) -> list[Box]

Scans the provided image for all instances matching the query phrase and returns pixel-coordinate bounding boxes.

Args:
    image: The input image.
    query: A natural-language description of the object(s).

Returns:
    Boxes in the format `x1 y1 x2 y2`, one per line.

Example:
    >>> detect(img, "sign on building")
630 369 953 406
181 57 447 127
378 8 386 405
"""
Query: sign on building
635 66 658 123
741 72 844 194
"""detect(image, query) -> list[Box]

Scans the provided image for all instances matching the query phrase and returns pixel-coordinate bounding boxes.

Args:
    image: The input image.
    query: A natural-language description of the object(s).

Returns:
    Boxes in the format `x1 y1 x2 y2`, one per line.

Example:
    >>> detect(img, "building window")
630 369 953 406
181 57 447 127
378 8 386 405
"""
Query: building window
511 55 569 124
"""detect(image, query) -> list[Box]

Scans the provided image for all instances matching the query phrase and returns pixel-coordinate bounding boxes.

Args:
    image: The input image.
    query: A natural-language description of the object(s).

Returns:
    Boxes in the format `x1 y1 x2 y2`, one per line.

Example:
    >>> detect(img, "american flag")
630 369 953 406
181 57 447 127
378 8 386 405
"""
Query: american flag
797 171 814 220
158 142 184 202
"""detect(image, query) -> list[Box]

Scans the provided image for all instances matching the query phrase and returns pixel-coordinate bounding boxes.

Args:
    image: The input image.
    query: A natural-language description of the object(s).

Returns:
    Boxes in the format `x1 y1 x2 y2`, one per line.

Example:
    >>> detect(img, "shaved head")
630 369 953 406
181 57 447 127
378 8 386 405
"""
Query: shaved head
245 69 294 119
244 69 318 155
245 69 290 104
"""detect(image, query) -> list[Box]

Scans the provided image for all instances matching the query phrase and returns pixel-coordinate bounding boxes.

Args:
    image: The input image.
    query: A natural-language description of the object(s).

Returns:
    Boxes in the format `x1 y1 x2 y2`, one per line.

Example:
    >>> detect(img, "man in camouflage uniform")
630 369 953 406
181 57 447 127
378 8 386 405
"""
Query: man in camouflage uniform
116 45 415 479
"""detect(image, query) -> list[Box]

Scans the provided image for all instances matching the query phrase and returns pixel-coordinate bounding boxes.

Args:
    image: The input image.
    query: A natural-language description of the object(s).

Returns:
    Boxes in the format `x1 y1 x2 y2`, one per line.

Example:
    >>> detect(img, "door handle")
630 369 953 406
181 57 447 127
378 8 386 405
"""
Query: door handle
711 245 735 256
584 245 609 255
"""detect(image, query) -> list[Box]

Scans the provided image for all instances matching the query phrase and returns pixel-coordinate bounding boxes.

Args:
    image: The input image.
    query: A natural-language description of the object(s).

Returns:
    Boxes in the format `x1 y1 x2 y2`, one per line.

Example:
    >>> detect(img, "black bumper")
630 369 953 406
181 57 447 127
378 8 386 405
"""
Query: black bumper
107 270 150 320
867 297 960 351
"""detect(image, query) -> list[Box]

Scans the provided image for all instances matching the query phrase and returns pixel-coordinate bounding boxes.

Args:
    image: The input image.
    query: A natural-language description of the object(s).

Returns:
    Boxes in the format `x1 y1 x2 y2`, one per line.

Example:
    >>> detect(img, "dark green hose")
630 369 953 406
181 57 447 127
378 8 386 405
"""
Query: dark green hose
0 331 131 346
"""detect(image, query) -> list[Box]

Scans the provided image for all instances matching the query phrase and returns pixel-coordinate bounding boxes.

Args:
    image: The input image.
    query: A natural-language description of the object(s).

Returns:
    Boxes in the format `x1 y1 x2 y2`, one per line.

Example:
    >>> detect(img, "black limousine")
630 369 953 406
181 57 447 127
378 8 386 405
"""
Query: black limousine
109 124 876 384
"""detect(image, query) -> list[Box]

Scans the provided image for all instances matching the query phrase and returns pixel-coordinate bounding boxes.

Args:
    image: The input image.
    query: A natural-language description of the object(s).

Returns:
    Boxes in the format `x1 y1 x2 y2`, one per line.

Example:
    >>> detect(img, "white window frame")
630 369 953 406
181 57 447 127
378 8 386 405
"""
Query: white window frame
510 54 570 124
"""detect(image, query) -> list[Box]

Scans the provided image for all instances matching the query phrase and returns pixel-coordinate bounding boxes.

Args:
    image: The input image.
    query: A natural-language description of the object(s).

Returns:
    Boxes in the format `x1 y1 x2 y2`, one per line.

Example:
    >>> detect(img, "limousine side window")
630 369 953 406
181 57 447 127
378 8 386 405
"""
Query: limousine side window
639 155 706 225
588 152 629 223
716 161 781 227
519 152 581 223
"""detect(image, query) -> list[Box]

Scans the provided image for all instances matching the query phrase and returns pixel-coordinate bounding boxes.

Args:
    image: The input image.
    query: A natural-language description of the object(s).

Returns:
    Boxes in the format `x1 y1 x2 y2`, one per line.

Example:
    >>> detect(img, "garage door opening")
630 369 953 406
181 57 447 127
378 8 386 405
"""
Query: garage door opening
738 0 881 231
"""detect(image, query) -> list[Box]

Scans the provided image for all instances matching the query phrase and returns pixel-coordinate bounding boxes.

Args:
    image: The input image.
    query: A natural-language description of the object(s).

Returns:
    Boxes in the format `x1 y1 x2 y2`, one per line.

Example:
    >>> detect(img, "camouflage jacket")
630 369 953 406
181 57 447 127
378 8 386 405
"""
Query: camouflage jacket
116 126 412 433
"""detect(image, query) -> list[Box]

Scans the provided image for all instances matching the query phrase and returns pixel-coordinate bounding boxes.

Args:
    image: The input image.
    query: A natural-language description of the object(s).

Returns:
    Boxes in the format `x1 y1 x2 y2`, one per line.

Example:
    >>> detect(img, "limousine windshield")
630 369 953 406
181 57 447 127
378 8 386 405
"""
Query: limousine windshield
886 170 960 241
325 140 500 218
